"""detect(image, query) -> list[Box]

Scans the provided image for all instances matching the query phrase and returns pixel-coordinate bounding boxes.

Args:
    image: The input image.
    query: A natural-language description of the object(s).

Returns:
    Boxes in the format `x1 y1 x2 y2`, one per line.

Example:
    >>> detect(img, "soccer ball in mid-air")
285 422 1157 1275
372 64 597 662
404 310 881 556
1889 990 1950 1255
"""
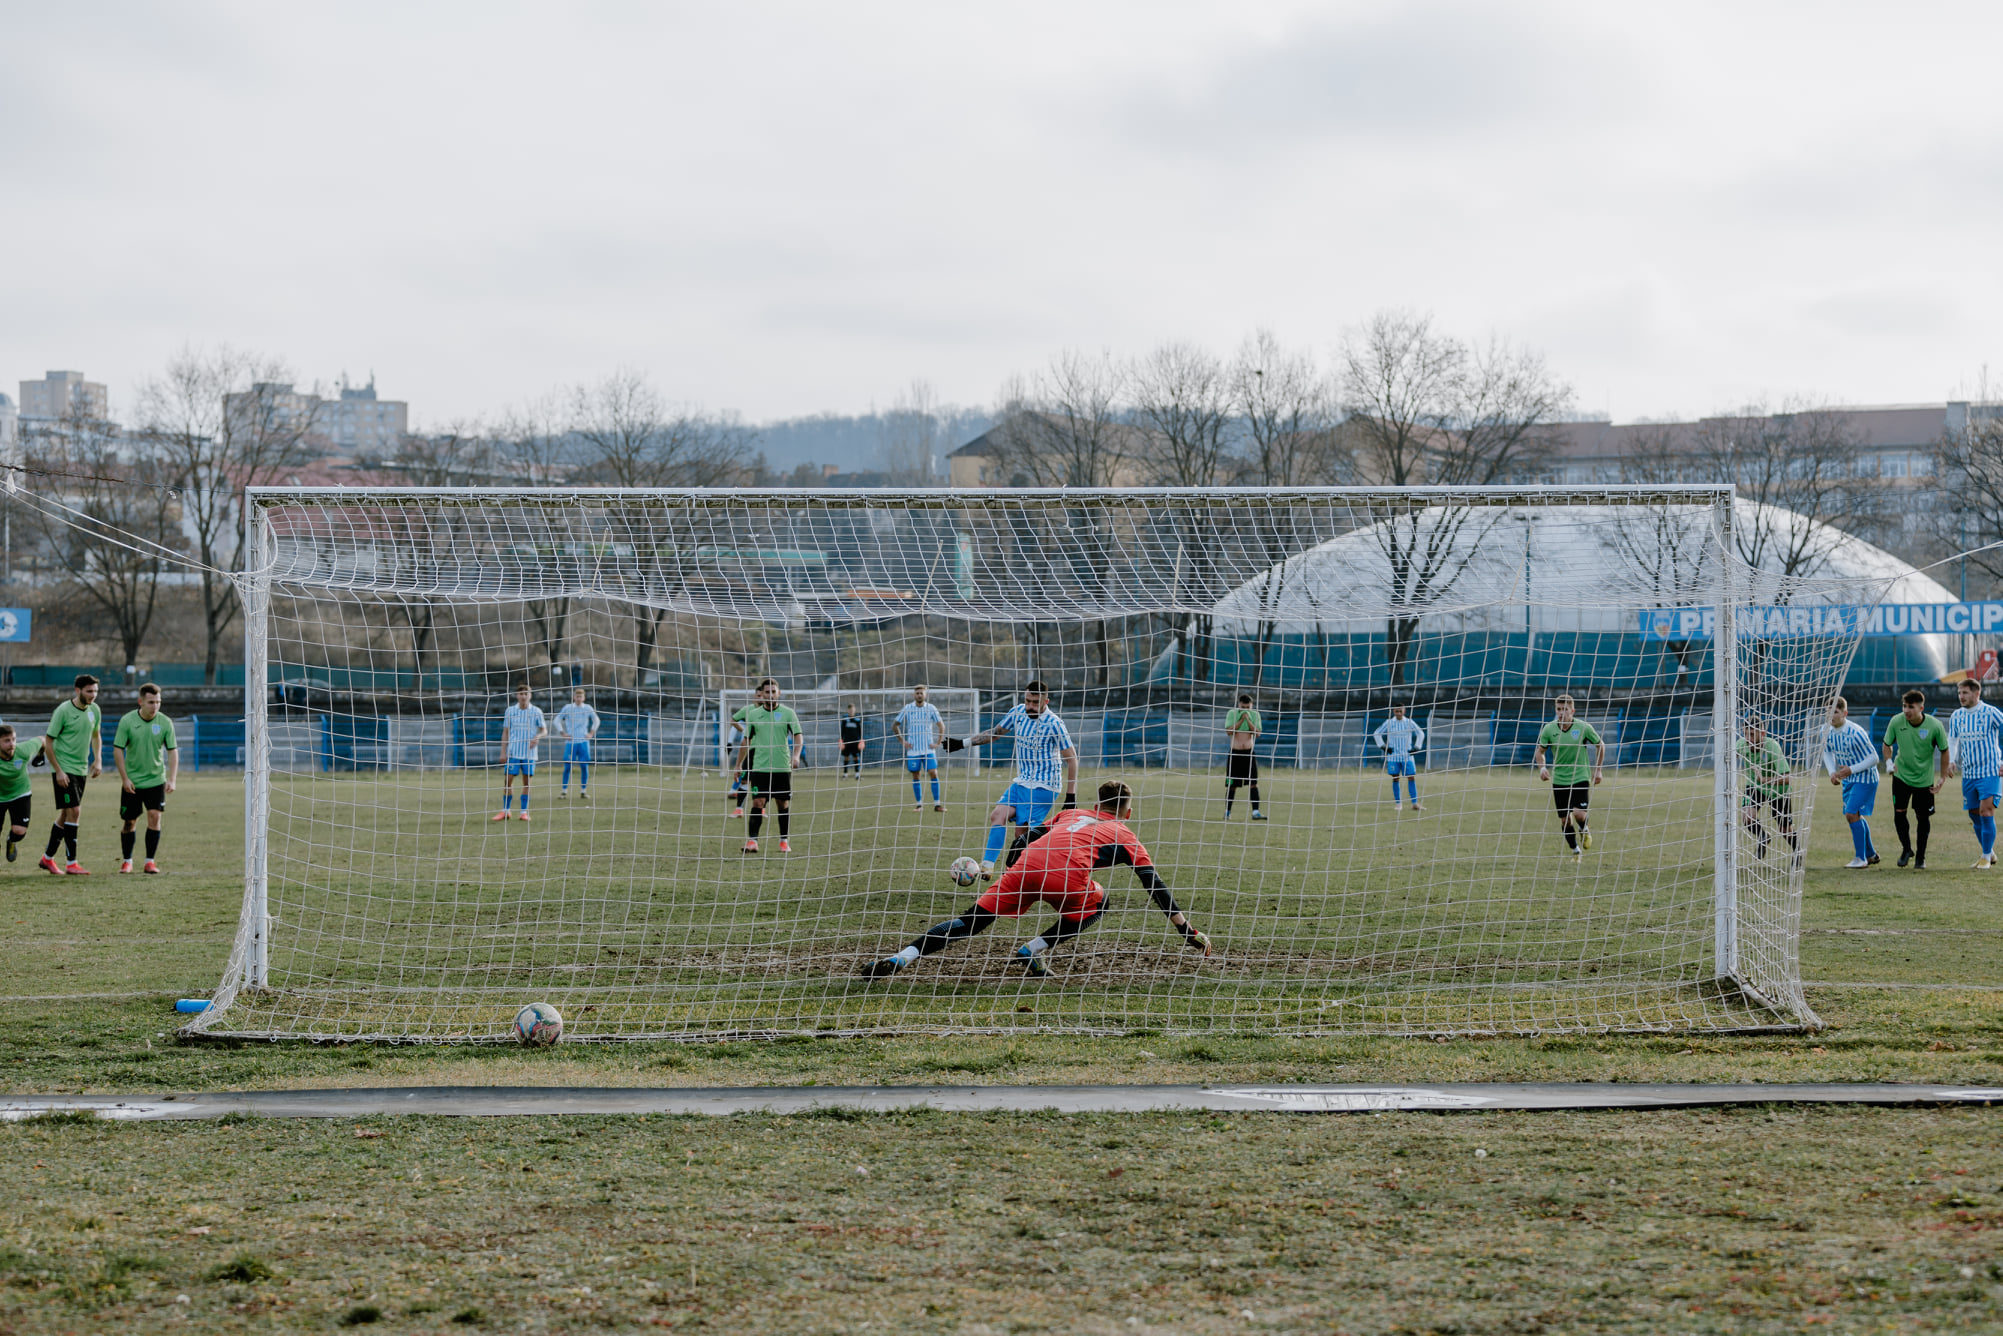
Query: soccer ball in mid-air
948 856 982 886
514 1002 564 1046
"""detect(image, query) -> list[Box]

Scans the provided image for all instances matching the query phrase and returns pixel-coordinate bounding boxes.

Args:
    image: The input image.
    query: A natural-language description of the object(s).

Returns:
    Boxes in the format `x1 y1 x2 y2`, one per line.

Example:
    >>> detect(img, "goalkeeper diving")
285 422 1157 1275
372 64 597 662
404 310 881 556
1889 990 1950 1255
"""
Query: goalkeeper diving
862 780 1212 978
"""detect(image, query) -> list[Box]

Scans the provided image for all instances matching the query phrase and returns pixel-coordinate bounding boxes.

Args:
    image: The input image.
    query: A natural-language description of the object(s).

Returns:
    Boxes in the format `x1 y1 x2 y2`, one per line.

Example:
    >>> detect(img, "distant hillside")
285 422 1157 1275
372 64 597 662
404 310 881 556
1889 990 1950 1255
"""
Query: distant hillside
751 408 994 476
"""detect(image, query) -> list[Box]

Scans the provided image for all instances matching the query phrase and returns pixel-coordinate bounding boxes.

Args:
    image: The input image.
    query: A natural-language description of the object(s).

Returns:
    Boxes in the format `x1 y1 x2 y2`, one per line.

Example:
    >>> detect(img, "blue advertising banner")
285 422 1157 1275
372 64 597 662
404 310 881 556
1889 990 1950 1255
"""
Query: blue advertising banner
0 608 31 643
1638 602 2003 641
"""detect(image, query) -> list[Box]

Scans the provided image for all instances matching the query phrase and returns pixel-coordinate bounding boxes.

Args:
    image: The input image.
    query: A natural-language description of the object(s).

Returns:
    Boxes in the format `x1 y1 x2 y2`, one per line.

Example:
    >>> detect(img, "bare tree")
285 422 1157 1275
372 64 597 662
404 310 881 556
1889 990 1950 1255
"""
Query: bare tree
1130 341 1235 487
1928 406 2003 596
494 394 574 486
29 408 187 671
1231 329 1346 486
569 370 752 488
391 420 496 486
874 379 942 483
1610 424 1715 684
1228 331 1346 684
1693 401 1870 580
1340 311 1574 684
564 371 754 684
135 348 317 683
987 351 1131 488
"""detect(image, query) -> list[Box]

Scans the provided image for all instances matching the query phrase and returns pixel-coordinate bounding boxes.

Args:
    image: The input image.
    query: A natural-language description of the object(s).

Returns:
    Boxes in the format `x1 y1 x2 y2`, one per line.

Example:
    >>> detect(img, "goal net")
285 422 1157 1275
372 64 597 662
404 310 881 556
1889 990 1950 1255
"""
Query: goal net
190 485 1882 1042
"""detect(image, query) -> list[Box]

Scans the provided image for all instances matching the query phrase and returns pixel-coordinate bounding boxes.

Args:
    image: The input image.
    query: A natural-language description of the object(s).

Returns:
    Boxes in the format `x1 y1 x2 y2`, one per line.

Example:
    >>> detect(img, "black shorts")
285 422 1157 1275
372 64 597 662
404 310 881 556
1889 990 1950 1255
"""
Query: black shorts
1552 782 1591 813
51 773 85 809
0 795 29 830
1892 777 1936 815
1226 751 1259 782
749 770 792 799
120 784 167 821
1744 792 1793 823
839 742 863 755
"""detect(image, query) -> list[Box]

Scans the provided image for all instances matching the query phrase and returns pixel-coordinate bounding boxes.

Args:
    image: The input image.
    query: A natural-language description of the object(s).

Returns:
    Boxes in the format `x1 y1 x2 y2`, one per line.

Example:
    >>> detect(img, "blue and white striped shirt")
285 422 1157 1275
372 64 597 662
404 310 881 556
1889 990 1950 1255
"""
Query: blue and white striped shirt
1822 719 1879 785
1373 717 1425 757
895 701 944 756
1949 700 2003 780
996 704 1074 791
503 703 545 760
555 702 599 741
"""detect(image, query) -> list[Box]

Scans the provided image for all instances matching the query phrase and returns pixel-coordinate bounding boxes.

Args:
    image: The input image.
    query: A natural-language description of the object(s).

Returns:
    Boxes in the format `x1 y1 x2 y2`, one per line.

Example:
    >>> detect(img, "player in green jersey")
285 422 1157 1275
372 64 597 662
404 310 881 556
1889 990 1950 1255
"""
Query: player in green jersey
729 678 803 854
1738 716 1801 868
112 684 179 874
0 725 48 864
42 674 102 875
1533 694 1604 855
1882 687 1949 869
1222 693 1266 820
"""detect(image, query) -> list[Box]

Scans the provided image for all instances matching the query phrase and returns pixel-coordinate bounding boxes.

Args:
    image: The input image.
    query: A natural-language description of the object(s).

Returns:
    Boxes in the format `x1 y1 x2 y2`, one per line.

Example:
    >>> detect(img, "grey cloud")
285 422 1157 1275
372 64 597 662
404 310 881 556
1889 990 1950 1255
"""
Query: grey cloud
1109 4 1643 156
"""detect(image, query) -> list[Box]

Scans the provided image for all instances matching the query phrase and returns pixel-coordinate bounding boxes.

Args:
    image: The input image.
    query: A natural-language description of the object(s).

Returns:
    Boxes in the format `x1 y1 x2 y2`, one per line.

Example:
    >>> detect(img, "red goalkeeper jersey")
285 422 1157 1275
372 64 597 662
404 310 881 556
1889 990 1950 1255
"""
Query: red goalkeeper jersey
1018 810 1152 876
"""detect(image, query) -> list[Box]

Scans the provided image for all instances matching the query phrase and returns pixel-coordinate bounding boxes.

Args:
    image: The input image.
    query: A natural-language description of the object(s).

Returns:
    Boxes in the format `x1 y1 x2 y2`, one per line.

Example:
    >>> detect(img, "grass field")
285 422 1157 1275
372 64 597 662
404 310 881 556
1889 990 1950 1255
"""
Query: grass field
221 764 1782 1038
2 771 2001 1332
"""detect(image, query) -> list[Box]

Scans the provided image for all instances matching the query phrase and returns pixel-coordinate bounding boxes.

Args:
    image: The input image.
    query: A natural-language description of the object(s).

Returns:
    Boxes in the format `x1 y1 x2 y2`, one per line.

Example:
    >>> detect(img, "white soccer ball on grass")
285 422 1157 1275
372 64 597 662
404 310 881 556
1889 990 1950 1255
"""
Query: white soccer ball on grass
513 1002 564 1046
948 856 982 887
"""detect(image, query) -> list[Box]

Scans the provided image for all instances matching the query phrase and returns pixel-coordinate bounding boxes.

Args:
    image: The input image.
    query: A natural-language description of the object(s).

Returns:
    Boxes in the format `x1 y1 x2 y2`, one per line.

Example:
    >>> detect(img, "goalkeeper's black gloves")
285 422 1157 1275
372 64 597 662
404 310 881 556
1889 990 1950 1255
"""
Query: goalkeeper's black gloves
1061 791 1076 810
941 736 968 753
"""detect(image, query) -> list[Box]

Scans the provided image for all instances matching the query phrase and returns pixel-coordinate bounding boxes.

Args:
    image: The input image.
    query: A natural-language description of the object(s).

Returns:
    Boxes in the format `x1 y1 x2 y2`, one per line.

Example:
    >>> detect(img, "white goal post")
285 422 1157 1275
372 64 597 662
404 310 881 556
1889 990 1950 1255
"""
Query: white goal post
193 484 1882 1043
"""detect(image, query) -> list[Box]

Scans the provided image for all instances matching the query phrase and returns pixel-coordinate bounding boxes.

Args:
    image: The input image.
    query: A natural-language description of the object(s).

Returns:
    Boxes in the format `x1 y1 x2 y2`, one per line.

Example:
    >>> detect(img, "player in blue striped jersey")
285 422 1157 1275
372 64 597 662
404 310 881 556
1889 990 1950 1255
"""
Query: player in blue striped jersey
1822 697 1880 868
495 684 547 822
1372 705 1426 812
1947 678 2003 868
948 680 1078 879
556 688 600 800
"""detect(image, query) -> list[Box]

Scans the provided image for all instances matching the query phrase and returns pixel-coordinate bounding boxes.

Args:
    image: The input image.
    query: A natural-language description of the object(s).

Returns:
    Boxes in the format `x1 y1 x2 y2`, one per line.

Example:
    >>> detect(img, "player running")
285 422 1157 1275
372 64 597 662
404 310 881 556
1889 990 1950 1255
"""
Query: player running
861 780 1212 978
838 702 865 779
1946 677 2003 869
555 687 600 800
0 725 47 866
1372 704 1425 812
1533 694 1602 855
1739 716 1800 869
42 673 101 875
1222 693 1266 820
112 684 177 874
948 679 1077 879
1883 687 1949 869
494 684 546 822
731 678 803 854
1823 696 1880 869
895 684 946 812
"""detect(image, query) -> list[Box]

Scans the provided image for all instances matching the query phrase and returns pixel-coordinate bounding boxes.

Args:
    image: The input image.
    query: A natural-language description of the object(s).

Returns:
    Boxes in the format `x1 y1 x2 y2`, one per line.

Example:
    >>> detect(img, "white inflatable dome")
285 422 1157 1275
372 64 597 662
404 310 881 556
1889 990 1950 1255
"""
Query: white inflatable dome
1209 498 1953 658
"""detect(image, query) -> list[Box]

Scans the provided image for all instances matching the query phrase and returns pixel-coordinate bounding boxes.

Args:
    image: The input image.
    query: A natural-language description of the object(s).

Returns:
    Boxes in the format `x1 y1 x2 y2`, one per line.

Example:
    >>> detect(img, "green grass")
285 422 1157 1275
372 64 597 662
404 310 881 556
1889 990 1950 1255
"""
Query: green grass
203 765 1858 1038
4 771 2003 1331
3 1105 2003 1333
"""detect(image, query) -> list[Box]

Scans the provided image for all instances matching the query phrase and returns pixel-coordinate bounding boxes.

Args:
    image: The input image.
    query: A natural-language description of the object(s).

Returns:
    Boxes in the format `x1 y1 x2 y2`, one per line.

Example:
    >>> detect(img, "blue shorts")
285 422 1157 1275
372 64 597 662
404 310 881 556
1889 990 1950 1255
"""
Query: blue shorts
1841 779 1877 817
564 740 592 764
506 757 536 777
905 752 937 773
1963 775 2001 811
999 782 1056 827
1385 756 1416 777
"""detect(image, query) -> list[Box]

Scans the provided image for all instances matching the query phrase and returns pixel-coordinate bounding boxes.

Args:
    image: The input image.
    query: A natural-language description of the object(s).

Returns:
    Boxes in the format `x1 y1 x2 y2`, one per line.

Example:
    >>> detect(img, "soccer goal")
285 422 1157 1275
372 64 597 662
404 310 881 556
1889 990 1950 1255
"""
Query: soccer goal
191 485 1882 1043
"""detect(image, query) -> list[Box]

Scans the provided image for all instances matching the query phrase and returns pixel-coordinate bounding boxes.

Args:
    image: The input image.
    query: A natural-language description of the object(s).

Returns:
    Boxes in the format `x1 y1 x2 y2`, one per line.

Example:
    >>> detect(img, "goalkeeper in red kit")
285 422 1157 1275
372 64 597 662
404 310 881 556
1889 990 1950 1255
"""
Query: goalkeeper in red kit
862 780 1212 978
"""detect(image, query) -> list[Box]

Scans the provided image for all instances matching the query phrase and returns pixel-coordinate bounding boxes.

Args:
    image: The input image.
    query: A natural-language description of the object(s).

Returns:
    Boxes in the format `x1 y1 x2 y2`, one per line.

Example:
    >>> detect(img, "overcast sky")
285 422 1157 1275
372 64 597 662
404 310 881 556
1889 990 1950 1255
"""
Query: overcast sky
7 1 2002 428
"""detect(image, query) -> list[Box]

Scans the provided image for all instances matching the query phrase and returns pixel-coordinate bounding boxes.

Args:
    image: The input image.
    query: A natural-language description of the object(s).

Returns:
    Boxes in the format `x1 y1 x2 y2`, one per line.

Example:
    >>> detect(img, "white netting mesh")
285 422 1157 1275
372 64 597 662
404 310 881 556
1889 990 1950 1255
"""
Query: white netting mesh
189 486 1886 1041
